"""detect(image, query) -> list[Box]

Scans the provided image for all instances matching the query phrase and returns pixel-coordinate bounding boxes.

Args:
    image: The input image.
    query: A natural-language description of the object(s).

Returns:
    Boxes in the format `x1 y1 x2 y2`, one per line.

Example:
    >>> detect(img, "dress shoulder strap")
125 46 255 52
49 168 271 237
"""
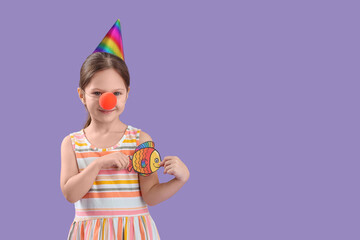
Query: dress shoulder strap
127 125 141 146
69 130 86 152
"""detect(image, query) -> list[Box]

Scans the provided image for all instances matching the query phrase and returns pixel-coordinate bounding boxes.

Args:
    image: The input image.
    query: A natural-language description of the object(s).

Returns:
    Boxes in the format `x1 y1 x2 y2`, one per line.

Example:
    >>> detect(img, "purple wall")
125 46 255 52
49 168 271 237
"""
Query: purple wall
0 1 358 239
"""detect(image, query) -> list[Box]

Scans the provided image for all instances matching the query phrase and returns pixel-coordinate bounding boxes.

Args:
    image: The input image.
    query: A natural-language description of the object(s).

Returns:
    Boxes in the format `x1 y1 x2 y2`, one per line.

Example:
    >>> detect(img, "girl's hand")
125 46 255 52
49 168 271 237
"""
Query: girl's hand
96 152 130 170
159 156 190 182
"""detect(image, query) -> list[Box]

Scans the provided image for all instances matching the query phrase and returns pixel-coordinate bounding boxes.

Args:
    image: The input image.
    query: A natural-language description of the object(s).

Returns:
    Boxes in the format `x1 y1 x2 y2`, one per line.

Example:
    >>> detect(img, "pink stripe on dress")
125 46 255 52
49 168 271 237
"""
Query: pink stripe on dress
109 218 114 240
74 134 85 139
81 221 85 240
128 130 138 135
84 220 91 240
76 208 149 216
93 219 100 240
129 217 134 240
146 215 153 240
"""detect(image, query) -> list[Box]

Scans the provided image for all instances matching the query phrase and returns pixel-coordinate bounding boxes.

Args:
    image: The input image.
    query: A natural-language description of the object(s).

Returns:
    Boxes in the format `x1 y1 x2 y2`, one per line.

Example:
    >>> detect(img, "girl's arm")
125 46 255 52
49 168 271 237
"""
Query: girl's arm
138 131 189 206
141 173 187 206
60 135 102 203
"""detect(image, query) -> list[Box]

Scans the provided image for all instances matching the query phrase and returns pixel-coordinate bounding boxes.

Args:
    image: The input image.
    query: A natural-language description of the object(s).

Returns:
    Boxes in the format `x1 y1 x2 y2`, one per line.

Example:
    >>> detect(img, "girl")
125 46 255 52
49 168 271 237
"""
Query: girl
60 51 190 239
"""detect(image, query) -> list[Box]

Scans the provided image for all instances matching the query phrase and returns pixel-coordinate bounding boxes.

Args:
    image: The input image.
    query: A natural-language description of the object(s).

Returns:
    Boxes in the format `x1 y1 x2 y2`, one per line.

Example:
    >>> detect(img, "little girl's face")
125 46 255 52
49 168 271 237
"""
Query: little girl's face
78 68 129 123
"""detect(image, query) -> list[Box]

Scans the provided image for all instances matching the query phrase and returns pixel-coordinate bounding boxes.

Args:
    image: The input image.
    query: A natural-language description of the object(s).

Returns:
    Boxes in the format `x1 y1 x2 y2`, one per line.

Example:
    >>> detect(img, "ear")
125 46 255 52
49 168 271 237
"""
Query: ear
126 87 130 100
77 87 86 105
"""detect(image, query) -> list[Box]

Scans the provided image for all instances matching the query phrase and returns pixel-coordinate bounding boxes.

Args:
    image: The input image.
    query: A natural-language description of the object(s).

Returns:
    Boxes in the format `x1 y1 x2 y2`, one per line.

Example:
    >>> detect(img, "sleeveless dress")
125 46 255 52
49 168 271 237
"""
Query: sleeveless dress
66 125 160 240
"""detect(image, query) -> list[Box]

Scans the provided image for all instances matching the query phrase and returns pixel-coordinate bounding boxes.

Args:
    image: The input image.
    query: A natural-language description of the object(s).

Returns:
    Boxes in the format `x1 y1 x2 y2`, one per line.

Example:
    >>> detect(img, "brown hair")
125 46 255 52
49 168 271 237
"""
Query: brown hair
79 52 130 129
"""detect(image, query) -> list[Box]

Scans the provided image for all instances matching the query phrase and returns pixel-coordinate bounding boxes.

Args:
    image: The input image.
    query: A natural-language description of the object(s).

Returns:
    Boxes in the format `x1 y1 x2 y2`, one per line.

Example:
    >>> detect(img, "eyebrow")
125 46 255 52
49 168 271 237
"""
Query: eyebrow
91 88 125 91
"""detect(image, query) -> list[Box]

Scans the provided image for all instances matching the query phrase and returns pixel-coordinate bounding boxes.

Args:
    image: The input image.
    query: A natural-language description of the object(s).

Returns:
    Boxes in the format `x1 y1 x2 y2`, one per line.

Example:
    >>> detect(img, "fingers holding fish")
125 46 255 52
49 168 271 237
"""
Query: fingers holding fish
164 165 175 175
97 152 130 170
163 162 181 176
162 159 176 169
159 156 177 167
119 156 129 169
160 156 190 182
163 161 176 174
161 157 174 174
115 152 129 169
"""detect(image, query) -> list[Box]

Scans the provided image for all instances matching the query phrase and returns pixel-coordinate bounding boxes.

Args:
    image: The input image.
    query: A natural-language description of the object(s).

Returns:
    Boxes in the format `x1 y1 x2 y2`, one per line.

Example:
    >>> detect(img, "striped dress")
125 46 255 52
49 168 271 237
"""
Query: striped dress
66 125 160 240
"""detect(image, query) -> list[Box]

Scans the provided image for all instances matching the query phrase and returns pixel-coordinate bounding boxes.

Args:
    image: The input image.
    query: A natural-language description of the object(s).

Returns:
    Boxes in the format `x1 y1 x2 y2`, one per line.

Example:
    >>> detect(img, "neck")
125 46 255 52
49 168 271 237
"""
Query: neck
86 119 126 134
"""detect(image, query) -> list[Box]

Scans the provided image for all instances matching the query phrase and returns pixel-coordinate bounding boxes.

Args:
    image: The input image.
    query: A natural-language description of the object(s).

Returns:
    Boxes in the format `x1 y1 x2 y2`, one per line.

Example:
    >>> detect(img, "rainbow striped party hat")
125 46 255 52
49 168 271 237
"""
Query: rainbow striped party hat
93 19 125 61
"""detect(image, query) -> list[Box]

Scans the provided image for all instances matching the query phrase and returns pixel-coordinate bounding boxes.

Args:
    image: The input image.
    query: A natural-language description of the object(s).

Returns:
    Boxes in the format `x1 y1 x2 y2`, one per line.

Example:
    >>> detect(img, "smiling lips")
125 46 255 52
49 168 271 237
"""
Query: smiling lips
99 109 115 113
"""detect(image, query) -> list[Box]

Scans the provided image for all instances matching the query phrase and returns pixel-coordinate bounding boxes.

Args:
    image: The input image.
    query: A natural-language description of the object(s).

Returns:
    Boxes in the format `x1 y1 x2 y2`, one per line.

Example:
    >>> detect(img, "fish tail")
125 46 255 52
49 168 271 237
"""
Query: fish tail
127 156 133 172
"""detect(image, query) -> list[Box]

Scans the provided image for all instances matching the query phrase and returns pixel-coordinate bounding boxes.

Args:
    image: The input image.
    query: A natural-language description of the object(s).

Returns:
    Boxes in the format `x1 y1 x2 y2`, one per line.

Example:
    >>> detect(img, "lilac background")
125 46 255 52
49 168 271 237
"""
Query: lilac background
0 0 358 239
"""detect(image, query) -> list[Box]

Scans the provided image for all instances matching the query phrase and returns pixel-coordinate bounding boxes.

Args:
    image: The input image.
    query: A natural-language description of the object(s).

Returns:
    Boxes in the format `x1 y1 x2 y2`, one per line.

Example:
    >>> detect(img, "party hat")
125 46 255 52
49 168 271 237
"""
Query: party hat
93 19 125 61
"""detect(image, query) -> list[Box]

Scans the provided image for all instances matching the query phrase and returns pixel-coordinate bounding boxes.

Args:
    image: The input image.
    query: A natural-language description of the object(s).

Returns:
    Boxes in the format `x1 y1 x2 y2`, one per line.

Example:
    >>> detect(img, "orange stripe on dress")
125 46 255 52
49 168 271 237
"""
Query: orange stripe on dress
93 219 100 240
85 220 91 240
82 191 141 198
76 150 135 158
138 216 146 239
118 217 123 239
141 216 150 239
80 221 85 240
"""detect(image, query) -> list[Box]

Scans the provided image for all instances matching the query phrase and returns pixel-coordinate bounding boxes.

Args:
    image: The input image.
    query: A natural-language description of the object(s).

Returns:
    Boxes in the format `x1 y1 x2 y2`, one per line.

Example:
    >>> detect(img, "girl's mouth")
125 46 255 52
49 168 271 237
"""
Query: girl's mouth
99 109 115 114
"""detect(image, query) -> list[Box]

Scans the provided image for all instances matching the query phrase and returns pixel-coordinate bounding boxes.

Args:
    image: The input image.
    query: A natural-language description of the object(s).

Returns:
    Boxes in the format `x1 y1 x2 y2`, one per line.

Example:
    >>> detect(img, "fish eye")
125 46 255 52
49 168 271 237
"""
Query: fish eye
155 158 159 163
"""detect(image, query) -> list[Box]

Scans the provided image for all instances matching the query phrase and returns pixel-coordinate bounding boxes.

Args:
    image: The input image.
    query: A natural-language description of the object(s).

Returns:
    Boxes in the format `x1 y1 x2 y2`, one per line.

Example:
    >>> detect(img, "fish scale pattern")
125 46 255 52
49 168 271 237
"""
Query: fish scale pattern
134 149 154 175
134 150 146 170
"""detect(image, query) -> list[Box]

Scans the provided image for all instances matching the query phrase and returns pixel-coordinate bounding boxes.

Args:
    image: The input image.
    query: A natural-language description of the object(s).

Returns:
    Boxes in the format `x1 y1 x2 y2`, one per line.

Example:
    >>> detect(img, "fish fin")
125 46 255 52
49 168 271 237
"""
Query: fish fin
135 141 155 151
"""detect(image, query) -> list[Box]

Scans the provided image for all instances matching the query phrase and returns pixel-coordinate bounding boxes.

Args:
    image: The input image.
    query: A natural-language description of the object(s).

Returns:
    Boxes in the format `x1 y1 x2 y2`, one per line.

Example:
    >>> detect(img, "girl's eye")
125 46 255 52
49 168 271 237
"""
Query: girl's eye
114 92 122 96
93 92 102 96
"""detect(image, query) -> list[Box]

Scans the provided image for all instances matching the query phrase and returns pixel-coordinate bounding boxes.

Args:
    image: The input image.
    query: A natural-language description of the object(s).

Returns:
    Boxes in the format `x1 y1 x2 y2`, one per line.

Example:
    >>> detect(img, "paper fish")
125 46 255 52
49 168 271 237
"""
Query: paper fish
127 141 161 176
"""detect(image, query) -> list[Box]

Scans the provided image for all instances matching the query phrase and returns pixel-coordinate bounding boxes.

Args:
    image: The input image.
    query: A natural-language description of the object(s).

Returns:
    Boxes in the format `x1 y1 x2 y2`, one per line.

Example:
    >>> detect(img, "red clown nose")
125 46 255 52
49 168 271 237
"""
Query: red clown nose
99 92 117 110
